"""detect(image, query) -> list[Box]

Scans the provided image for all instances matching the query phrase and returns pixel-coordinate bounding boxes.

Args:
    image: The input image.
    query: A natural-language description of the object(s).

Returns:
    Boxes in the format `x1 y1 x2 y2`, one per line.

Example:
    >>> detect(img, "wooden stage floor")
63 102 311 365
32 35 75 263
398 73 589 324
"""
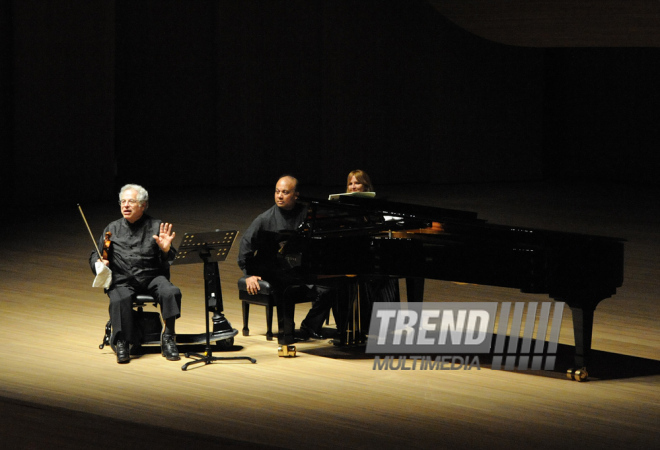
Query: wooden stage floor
1 181 658 449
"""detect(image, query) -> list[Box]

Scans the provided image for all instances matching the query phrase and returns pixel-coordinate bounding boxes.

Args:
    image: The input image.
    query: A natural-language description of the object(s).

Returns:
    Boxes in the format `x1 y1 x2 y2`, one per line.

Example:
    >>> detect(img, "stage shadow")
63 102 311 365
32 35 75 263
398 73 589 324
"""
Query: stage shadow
0 395 283 449
300 336 660 382
129 343 249 356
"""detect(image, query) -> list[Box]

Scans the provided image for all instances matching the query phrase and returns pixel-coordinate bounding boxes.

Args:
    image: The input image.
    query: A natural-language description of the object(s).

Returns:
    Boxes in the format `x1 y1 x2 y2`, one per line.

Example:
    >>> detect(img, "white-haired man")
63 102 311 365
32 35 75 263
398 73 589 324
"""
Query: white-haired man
89 184 182 363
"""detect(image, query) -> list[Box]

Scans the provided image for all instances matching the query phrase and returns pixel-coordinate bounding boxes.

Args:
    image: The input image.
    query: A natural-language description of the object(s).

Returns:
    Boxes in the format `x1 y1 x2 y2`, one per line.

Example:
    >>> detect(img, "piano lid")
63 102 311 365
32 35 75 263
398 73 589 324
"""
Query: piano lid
297 195 625 245
300 195 483 223
295 195 485 239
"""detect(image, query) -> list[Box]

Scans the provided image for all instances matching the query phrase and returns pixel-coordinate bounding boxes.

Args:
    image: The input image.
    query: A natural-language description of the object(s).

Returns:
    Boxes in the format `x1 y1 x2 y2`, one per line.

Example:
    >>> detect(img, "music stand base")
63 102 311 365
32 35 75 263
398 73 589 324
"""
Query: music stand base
172 231 256 371
182 350 256 371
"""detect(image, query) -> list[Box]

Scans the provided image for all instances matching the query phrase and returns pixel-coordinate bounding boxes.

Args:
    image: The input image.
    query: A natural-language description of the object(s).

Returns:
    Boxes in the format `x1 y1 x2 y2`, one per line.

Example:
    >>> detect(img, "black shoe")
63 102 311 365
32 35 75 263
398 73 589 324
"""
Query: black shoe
116 340 130 364
300 323 324 340
161 334 180 361
323 328 339 339
293 330 309 342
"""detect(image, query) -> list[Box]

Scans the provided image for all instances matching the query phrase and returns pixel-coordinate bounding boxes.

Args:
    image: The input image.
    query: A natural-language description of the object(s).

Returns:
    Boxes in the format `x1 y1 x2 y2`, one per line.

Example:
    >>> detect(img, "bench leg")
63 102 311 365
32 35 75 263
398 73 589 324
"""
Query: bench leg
266 305 274 341
242 302 250 336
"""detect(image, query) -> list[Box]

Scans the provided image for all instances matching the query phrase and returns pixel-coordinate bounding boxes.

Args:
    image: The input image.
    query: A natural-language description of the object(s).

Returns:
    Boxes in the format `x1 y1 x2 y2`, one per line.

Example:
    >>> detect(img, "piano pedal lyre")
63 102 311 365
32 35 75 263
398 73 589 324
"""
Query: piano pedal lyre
278 345 296 357
566 367 588 382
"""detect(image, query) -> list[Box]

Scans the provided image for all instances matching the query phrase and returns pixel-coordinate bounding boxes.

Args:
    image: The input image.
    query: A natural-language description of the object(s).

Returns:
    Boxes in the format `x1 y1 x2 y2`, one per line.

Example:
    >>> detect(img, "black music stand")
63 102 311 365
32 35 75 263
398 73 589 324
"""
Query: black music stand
173 230 256 370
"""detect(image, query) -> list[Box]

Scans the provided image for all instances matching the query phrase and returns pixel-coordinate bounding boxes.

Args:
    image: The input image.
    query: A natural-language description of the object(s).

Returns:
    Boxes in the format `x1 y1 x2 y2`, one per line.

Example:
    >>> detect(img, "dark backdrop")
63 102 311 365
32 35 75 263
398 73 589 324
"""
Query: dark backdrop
2 0 659 206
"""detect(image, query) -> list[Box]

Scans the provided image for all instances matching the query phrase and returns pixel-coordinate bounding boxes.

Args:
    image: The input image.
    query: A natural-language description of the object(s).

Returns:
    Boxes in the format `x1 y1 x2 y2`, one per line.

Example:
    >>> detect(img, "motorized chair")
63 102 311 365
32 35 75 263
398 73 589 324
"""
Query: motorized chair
99 294 162 351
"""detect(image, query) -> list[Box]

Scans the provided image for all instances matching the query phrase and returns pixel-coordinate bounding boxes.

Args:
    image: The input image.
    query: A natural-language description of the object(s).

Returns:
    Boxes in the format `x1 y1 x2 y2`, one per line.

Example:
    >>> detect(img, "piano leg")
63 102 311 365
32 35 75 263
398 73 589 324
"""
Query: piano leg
568 305 594 371
406 277 425 303
562 294 609 381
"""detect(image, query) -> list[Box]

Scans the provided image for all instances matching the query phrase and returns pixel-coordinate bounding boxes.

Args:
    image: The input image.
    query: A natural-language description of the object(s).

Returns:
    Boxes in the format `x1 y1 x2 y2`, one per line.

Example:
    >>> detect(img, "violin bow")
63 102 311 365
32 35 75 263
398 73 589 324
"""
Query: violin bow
77 204 103 258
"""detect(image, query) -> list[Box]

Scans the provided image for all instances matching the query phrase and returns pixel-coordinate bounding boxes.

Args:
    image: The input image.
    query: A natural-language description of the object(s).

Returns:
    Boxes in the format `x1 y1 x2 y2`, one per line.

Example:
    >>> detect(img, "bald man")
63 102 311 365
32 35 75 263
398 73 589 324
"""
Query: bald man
238 176 334 345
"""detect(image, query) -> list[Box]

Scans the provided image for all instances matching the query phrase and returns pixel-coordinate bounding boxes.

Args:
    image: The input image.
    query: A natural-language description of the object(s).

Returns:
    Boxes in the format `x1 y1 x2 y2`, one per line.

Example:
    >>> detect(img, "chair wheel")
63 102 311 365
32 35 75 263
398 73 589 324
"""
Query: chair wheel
215 337 234 350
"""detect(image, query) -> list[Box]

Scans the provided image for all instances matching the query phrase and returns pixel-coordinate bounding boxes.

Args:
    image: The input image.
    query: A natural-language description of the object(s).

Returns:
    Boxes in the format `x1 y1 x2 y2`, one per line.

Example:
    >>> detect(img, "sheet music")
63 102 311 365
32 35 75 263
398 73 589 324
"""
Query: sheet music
328 191 376 201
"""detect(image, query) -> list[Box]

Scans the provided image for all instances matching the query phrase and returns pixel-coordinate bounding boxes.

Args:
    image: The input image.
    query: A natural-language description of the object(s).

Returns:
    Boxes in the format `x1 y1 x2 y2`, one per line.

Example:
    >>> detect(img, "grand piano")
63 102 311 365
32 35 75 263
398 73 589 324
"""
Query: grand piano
280 194 624 377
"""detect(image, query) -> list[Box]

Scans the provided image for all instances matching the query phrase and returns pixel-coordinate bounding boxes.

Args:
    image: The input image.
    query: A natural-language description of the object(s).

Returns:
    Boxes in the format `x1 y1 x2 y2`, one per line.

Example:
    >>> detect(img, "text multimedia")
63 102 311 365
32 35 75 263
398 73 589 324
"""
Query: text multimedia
372 355 481 371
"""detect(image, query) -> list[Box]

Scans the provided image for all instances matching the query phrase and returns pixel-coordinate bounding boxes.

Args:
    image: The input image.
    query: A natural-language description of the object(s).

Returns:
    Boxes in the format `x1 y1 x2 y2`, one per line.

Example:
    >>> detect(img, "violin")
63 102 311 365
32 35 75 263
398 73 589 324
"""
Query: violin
102 231 112 261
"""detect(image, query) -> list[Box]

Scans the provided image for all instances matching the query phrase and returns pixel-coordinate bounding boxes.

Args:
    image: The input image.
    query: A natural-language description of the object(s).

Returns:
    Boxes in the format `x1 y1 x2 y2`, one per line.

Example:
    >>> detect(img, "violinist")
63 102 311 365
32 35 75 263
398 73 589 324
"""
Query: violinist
89 184 182 364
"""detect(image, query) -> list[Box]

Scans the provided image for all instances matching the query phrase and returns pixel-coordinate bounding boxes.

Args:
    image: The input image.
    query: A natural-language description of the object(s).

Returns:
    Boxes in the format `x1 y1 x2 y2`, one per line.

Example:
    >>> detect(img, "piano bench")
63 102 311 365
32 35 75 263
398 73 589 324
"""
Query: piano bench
238 277 310 341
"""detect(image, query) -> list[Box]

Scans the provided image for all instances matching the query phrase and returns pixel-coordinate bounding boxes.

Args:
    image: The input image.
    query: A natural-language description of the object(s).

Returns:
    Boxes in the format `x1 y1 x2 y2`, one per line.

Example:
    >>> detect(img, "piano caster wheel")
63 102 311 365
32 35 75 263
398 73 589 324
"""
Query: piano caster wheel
278 345 296 357
567 367 588 382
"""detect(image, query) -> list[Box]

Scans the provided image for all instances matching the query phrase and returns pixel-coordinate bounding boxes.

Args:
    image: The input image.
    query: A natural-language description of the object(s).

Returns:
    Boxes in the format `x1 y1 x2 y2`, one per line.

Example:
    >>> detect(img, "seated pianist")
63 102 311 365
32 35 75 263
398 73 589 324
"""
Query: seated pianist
337 170 401 343
237 175 338 345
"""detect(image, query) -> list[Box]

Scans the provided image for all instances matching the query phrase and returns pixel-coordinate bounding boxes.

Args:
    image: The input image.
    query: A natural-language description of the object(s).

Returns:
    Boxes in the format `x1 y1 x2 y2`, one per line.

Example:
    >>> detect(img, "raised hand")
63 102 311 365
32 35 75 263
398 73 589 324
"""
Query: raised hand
153 222 176 253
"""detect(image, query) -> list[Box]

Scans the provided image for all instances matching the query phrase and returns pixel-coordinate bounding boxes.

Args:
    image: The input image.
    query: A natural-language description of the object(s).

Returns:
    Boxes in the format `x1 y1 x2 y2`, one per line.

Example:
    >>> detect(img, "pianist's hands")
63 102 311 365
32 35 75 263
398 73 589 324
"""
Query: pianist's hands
245 275 262 295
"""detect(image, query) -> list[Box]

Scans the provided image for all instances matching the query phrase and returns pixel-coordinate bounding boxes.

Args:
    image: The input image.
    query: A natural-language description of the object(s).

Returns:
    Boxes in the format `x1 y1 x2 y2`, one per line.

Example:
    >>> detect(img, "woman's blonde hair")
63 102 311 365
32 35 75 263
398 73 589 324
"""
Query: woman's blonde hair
346 170 373 193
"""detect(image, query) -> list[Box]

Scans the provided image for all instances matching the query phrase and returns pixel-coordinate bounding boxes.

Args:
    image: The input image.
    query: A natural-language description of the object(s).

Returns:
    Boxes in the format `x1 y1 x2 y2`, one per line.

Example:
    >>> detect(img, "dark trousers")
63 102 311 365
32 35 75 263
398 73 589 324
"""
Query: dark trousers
107 275 181 344
273 284 336 345
273 285 299 345
333 276 400 343
300 284 336 332
247 258 339 344
246 266 302 345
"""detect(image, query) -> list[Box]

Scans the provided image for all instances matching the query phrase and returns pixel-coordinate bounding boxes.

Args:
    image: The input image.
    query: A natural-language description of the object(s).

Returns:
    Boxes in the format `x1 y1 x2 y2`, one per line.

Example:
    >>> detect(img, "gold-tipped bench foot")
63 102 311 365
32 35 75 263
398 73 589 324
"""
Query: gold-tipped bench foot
278 345 296 357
